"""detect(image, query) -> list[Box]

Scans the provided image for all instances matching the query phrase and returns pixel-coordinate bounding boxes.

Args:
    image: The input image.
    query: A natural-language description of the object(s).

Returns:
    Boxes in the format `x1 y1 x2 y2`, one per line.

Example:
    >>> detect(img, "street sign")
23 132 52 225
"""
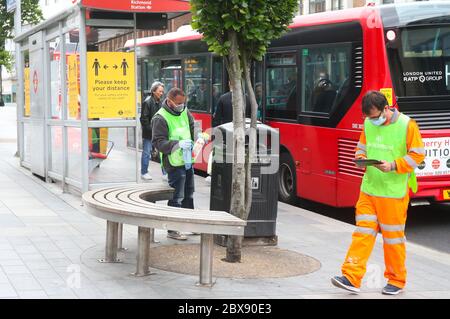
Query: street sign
87 52 136 118
81 0 190 12
6 0 16 13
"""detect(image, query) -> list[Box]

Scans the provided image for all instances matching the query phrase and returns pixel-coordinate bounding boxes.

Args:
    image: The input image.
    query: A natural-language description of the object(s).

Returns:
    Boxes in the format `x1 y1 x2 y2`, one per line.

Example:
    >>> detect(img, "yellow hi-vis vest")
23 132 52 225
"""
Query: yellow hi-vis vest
361 113 417 198
156 107 193 167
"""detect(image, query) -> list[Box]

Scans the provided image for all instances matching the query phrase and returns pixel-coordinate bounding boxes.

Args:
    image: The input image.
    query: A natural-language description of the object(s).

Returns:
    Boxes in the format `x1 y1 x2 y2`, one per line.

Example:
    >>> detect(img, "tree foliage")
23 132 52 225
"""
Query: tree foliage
0 0 43 74
192 0 297 61
0 0 43 103
191 0 297 262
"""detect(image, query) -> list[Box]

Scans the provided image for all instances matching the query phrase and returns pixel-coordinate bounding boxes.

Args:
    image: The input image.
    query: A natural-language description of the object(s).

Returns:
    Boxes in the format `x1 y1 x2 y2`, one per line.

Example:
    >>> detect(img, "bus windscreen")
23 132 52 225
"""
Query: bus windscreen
390 26 450 98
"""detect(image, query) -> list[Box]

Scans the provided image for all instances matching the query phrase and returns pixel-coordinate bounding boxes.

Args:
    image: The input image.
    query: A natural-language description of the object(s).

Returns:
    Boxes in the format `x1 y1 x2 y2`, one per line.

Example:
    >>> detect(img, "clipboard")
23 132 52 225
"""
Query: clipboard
352 159 383 166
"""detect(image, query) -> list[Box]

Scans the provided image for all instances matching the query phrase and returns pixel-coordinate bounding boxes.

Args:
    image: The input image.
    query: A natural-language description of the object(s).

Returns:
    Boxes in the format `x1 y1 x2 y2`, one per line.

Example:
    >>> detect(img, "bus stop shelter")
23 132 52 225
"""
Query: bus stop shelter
14 0 190 193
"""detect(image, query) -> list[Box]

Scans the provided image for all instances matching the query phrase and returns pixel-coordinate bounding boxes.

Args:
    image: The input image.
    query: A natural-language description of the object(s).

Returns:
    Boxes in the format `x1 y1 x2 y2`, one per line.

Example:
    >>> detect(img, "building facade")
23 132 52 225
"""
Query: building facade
299 0 444 15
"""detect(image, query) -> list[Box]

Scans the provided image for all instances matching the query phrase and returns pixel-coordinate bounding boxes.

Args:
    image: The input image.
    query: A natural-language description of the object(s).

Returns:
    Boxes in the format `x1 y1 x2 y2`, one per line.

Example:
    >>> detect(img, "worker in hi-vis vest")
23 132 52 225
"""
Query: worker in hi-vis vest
151 87 196 241
332 90 425 295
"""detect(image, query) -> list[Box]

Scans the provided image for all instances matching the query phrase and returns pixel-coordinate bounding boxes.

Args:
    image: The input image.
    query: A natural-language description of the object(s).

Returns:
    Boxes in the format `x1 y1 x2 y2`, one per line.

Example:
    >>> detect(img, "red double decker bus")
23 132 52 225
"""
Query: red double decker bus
126 2 450 207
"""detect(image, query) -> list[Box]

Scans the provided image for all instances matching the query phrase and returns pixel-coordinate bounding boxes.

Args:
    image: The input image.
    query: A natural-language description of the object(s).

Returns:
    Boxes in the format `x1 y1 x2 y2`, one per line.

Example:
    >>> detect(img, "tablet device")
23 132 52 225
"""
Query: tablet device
352 159 383 166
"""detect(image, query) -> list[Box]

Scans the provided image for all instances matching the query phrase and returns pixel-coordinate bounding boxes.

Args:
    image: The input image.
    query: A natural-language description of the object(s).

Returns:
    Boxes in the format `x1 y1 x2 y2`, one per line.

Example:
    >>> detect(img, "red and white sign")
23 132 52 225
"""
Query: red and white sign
80 0 190 12
432 159 440 169
416 137 450 177
33 70 39 94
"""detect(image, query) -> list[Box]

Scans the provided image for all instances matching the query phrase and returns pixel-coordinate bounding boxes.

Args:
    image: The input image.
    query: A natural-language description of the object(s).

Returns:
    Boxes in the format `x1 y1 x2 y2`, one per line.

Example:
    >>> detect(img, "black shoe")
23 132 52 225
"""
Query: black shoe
331 276 360 293
382 284 403 295
167 231 187 241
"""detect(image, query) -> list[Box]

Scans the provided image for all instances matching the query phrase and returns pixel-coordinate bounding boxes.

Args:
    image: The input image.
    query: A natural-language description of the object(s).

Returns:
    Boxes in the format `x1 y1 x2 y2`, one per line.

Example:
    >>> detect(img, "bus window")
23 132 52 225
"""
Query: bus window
143 57 161 95
184 55 210 112
212 56 223 114
301 44 351 114
161 60 182 92
265 52 297 120
253 61 263 120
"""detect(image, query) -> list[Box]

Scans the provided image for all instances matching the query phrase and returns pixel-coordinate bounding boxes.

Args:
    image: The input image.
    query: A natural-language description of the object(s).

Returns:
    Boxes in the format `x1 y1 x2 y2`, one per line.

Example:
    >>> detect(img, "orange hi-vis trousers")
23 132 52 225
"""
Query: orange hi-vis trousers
341 191 409 289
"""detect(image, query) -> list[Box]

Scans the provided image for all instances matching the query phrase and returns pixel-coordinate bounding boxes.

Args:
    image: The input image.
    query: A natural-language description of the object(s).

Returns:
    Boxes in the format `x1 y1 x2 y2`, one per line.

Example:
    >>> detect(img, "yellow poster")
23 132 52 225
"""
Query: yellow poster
67 54 79 119
24 67 30 116
380 88 393 106
87 52 136 118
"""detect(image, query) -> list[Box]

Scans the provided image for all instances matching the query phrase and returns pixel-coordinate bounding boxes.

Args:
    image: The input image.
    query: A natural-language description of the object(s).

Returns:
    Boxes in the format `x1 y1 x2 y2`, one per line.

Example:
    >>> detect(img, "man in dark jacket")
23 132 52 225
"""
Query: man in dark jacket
212 88 251 127
140 81 164 180
152 87 196 240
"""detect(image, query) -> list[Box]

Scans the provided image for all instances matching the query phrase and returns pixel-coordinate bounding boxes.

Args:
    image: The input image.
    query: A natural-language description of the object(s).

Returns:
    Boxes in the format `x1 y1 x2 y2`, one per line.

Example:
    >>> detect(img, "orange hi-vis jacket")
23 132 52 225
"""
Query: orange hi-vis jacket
341 108 425 289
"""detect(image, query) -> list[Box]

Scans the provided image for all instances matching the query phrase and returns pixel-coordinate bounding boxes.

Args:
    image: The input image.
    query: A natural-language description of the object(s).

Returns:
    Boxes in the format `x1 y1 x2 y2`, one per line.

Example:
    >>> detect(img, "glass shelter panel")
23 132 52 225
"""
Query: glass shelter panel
67 127 81 181
50 126 63 175
65 31 80 120
49 37 62 120
88 128 137 184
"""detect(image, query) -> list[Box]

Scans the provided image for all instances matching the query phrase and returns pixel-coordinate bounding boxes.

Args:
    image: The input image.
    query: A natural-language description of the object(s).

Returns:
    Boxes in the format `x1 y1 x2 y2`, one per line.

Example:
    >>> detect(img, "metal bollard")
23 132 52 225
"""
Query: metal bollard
99 221 122 263
197 233 215 287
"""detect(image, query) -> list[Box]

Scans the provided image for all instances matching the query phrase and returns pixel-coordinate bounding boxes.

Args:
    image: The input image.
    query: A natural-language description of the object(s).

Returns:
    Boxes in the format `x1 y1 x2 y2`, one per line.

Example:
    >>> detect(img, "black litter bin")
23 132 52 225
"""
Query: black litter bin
210 121 279 245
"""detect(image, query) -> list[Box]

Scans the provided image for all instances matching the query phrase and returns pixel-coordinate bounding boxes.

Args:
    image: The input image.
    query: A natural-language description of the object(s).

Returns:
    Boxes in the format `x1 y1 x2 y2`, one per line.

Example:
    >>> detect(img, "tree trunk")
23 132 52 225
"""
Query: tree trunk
0 65 4 106
225 30 246 263
242 55 258 217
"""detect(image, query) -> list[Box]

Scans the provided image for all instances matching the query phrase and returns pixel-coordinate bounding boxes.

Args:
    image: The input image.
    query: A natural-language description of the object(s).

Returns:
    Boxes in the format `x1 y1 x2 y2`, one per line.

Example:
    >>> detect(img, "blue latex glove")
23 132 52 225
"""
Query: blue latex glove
179 139 193 150
182 148 192 170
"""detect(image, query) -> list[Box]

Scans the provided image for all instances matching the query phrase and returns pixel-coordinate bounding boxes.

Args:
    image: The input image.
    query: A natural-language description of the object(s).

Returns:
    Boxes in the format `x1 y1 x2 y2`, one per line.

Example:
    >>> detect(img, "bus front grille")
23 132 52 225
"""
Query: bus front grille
403 110 450 130
338 138 364 178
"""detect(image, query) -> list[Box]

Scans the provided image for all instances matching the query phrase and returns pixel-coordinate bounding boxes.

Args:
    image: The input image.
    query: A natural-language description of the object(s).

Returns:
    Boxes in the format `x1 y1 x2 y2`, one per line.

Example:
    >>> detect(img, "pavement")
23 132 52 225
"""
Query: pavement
1 104 450 299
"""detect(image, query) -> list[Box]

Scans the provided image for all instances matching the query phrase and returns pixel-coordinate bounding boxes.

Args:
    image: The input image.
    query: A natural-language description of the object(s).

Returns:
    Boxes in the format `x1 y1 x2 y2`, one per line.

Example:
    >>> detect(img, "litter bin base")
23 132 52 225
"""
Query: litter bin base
214 234 278 247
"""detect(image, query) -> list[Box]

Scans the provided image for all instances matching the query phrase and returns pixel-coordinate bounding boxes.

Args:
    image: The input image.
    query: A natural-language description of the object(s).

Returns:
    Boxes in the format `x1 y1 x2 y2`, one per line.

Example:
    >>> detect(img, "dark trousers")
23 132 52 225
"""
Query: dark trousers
167 167 195 209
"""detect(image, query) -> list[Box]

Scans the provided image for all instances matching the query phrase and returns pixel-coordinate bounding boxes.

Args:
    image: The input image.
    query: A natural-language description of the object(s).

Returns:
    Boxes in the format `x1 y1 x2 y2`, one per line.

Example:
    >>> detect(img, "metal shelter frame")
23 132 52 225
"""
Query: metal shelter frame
14 1 189 194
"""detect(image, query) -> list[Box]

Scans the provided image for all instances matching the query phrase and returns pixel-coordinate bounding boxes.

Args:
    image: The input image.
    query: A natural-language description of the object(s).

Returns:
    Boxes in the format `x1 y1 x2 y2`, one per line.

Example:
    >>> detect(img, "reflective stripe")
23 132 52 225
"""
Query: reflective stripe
409 147 425 154
384 237 406 245
357 142 366 151
379 223 405 232
355 214 378 223
403 155 418 168
355 150 366 156
354 227 378 237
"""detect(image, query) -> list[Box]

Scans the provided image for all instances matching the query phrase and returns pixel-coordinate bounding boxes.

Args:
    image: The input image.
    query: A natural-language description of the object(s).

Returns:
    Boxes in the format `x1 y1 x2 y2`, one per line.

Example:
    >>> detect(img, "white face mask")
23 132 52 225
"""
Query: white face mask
173 103 185 112
370 114 387 126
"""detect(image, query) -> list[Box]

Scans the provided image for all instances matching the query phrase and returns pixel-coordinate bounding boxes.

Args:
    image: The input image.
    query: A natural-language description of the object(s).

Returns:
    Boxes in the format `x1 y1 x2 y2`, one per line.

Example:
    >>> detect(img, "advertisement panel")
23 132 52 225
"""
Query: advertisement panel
415 137 450 177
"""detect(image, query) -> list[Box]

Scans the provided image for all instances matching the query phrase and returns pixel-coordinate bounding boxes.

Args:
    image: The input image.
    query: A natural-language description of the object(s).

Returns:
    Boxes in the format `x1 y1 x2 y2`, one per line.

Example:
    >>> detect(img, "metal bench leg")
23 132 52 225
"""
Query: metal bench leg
150 228 160 244
132 227 154 277
197 233 215 287
99 221 122 263
117 223 128 251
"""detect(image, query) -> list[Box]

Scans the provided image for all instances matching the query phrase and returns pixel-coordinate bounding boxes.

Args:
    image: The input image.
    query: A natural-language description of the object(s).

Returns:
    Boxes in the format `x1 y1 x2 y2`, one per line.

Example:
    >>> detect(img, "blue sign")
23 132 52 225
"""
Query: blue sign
7 0 16 13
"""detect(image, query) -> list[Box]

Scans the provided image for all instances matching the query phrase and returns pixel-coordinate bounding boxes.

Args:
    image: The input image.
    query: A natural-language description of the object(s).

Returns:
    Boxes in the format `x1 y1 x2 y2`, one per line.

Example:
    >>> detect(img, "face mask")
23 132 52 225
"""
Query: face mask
370 113 386 126
173 103 185 112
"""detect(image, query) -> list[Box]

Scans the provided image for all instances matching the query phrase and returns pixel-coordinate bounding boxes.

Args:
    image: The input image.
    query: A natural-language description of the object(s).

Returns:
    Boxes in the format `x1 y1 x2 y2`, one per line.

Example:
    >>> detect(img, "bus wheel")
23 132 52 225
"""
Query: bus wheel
279 152 297 204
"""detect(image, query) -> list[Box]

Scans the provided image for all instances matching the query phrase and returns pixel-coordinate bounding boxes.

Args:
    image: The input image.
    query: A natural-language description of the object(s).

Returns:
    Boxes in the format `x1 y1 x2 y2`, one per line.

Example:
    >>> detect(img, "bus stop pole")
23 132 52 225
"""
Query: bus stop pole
14 1 24 162
134 13 140 185
79 7 89 193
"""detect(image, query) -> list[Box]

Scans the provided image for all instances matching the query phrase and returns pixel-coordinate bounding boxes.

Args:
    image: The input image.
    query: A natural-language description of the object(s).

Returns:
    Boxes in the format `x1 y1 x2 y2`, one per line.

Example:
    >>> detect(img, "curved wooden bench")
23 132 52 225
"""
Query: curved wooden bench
82 184 246 286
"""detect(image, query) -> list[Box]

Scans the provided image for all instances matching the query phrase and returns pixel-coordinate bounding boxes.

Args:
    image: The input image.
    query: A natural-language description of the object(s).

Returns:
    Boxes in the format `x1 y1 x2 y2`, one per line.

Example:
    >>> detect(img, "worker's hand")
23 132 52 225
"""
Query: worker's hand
178 139 193 150
374 160 392 173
